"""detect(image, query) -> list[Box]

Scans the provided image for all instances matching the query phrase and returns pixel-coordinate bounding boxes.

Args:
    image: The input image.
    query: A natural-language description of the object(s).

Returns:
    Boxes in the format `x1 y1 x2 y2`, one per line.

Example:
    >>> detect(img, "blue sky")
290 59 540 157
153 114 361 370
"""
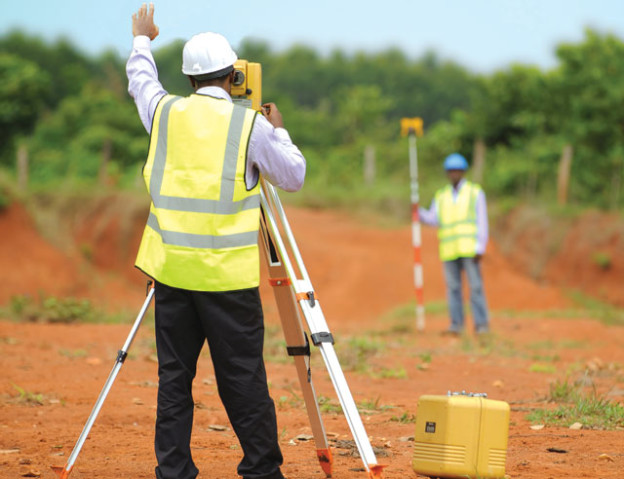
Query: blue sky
2 0 623 72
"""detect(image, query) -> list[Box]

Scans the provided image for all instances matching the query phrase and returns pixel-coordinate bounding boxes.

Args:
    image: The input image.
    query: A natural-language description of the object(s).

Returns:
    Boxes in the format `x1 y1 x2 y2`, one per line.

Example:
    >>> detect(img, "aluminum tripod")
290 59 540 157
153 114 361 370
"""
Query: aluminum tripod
259 179 385 479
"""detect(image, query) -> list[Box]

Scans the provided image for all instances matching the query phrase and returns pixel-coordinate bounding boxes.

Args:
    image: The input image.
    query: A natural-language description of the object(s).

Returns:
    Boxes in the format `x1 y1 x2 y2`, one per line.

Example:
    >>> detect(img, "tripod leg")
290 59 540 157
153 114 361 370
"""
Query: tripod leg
300 300 385 479
51 286 155 479
259 182 385 478
259 225 333 477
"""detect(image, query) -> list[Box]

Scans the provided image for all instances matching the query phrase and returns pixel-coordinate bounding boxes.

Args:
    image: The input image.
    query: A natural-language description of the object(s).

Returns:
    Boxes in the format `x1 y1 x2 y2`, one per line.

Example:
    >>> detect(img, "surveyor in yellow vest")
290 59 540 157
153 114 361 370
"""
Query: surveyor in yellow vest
127 5 305 479
419 153 490 336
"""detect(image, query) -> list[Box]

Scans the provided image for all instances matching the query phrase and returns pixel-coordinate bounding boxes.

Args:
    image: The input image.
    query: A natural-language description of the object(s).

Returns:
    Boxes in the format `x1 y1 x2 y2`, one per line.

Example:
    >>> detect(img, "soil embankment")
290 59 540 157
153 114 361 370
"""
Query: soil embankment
6 197 617 317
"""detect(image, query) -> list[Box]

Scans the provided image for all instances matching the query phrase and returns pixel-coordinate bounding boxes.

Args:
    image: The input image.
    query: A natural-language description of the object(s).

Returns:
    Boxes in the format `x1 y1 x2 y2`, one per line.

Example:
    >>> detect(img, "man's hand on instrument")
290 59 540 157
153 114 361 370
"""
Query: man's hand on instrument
261 103 284 129
132 3 159 40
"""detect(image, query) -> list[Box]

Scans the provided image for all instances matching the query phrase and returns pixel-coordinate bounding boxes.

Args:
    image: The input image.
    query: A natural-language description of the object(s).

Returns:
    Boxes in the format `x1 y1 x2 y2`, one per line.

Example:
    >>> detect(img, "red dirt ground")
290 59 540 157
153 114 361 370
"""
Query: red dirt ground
1 201 623 479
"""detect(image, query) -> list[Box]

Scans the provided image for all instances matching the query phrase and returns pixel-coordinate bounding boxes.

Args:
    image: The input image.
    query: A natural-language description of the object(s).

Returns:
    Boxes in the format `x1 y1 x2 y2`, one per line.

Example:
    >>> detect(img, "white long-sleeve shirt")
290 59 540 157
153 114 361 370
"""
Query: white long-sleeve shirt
126 35 306 192
419 179 489 255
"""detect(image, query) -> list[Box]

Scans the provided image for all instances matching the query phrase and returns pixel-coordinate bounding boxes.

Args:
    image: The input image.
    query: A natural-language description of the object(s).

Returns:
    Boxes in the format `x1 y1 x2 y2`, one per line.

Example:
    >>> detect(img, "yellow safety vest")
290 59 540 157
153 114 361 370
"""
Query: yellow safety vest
435 181 481 261
135 94 260 291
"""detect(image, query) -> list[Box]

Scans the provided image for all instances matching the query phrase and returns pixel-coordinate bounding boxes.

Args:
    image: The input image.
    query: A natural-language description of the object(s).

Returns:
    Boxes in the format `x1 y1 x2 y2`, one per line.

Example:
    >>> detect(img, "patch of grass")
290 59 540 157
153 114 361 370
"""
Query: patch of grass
566 290 624 326
263 325 289 364
527 395 624 430
336 336 385 373
558 339 588 349
7 294 103 323
317 395 342 414
79 242 94 262
422 301 449 315
277 394 303 410
12 384 45 406
418 352 433 364
527 340 555 351
358 397 395 413
375 367 408 379
531 353 560 362
390 411 416 424
378 301 447 333
592 251 612 270
529 363 557 374
548 378 580 403
58 348 89 359
276 383 304 410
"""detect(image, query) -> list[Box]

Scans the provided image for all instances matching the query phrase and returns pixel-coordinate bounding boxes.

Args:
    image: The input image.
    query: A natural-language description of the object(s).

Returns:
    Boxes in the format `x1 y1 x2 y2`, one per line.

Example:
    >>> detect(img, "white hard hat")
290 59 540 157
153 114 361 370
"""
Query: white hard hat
182 32 238 78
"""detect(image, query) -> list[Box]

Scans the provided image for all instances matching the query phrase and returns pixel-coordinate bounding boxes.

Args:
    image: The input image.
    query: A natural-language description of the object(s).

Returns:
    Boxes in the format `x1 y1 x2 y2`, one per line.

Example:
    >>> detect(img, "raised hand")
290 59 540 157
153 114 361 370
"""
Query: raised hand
132 3 159 40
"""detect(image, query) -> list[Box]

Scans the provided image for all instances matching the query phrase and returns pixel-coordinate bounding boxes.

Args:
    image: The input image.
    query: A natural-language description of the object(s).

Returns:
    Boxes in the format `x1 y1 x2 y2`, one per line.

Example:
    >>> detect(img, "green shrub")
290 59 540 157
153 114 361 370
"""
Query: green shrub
9 294 100 323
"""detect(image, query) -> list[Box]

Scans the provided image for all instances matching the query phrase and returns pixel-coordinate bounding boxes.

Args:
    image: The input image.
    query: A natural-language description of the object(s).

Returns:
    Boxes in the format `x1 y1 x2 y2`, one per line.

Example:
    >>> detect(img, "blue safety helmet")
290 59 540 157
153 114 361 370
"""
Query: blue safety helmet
443 153 469 171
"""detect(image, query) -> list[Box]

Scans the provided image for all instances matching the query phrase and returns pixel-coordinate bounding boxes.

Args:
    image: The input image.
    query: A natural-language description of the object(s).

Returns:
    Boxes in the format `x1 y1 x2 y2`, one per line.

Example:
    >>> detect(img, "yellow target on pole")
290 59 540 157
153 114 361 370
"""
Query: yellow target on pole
400 117 424 137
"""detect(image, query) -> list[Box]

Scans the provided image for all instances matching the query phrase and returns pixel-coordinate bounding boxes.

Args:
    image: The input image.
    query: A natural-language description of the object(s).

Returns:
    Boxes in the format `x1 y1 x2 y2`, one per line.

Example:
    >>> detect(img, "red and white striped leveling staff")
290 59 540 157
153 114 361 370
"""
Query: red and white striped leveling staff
401 118 425 331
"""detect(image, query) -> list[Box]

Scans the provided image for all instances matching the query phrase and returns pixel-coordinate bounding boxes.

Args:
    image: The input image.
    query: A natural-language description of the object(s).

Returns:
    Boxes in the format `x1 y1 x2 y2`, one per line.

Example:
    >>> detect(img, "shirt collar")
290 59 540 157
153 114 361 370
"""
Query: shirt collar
196 86 232 103
453 178 466 192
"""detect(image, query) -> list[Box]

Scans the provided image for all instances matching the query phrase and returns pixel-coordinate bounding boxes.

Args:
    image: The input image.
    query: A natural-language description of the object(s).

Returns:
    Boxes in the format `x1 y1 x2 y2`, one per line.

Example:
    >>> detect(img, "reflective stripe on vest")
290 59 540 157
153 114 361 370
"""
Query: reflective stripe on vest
435 181 481 261
135 94 260 291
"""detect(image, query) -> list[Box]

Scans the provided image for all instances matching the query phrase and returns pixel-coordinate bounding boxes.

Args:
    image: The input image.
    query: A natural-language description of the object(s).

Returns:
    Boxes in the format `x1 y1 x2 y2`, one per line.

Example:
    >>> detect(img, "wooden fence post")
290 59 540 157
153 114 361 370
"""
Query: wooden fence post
472 138 486 184
364 144 376 186
611 155 623 210
99 138 112 186
557 144 573 205
17 143 29 191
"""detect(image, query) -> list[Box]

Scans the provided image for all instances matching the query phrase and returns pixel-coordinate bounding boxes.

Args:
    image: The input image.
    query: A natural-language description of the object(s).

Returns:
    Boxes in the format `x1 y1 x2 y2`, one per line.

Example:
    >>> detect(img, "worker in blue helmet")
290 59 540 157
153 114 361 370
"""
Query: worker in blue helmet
419 153 490 336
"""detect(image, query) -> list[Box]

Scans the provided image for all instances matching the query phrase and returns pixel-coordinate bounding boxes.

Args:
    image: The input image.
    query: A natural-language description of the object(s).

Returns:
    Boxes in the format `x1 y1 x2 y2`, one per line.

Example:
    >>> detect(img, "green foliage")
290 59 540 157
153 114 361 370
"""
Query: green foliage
0 53 50 153
0 30 97 107
527 394 624 430
566 291 624 326
8 294 101 323
529 363 557 374
27 84 146 185
390 411 416 424
317 395 343 414
0 186 10 211
12 384 45 406
357 396 395 412
548 378 580 403
263 325 289 364
592 251 612 270
336 335 385 373
0 28 623 210
376 367 408 379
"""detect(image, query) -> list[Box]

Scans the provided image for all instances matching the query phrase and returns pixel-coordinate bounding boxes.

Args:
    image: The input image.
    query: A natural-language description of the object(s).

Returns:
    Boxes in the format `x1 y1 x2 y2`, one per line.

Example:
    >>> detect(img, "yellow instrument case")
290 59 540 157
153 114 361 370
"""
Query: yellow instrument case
412 393 509 479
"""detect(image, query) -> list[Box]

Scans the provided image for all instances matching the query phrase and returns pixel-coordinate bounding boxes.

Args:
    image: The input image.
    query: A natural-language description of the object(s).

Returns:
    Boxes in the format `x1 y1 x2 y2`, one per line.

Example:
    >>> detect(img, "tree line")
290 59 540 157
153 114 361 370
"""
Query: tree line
1 28 622 212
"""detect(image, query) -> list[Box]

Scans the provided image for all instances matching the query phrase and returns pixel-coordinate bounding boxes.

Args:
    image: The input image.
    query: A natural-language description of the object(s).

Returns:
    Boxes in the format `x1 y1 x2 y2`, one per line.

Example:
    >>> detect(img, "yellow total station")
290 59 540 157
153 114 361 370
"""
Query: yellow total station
231 60 263 111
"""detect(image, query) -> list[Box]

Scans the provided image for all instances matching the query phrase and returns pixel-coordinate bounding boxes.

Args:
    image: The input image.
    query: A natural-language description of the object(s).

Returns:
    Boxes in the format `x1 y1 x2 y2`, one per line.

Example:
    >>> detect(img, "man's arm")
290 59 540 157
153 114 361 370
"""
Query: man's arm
474 190 489 260
247 103 306 192
418 199 439 226
127 3 167 133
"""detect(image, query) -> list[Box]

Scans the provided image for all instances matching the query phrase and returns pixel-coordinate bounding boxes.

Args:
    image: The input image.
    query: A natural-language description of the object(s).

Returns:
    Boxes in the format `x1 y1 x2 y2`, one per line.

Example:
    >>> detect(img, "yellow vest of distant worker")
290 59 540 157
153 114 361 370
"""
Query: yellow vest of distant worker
135 94 260 291
435 181 481 262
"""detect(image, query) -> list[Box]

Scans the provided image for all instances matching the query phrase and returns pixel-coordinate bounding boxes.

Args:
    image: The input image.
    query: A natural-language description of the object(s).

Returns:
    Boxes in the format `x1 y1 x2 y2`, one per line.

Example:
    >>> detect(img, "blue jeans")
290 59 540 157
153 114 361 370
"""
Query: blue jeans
443 257 489 333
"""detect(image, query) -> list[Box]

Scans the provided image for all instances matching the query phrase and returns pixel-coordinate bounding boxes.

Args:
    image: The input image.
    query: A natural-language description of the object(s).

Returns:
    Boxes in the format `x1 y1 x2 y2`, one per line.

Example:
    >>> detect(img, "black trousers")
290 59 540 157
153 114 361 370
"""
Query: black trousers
153 281 284 479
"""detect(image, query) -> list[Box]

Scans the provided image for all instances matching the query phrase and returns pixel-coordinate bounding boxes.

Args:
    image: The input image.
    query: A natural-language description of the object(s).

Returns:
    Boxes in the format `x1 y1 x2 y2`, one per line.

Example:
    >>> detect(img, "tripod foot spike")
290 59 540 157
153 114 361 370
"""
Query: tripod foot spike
368 464 386 479
316 447 333 477
51 465 72 479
